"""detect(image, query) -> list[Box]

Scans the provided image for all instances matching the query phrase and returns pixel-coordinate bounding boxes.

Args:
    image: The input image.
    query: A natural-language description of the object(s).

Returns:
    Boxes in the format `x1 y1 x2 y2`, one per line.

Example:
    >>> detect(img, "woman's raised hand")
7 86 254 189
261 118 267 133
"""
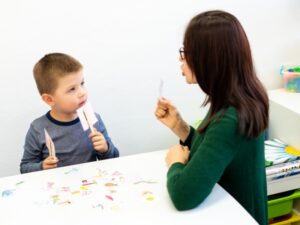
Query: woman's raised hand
155 98 181 130
155 98 190 141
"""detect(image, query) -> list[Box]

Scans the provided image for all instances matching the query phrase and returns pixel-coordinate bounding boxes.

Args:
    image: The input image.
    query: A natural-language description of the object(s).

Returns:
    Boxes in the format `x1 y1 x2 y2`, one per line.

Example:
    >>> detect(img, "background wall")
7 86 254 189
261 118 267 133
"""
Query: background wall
0 0 299 177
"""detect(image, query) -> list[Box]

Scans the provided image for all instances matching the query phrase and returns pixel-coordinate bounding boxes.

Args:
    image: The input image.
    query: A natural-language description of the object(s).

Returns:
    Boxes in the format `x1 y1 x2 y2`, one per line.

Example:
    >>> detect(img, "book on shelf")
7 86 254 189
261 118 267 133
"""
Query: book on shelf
265 139 300 182
265 138 300 167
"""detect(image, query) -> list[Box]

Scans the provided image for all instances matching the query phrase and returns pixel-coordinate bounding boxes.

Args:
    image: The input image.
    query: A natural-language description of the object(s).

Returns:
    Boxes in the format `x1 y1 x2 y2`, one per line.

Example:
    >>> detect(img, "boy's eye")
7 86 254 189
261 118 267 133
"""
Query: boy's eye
81 81 85 86
68 87 76 92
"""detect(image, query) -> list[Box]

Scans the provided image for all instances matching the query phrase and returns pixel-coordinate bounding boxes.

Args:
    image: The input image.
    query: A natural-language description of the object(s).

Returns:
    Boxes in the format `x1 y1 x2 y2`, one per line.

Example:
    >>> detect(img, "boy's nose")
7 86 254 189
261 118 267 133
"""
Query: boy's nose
78 86 87 97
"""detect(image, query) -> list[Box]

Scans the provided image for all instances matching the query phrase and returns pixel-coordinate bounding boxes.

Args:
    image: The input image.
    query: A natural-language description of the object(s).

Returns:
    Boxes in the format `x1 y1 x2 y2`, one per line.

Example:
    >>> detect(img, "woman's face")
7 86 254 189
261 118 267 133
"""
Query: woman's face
179 51 197 84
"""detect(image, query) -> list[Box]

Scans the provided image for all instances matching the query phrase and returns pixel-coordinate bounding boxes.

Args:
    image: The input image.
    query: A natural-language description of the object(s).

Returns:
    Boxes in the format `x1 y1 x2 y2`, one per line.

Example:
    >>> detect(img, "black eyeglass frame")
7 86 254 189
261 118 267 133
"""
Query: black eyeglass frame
179 47 186 60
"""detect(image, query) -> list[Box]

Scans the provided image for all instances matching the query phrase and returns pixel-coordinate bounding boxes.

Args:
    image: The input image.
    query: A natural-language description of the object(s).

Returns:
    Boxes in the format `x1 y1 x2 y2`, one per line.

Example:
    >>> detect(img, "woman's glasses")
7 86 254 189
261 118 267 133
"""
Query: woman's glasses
179 47 186 60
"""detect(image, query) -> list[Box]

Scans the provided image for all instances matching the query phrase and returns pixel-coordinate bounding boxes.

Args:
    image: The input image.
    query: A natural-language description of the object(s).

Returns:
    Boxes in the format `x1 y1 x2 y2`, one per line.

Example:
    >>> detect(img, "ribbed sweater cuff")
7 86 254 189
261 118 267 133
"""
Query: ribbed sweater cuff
180 126 195 147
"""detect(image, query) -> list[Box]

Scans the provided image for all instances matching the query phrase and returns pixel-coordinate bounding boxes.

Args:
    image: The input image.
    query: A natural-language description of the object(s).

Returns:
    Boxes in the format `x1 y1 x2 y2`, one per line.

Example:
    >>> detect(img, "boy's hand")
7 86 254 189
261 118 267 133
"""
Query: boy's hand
42 156 58 170
89 128 108 153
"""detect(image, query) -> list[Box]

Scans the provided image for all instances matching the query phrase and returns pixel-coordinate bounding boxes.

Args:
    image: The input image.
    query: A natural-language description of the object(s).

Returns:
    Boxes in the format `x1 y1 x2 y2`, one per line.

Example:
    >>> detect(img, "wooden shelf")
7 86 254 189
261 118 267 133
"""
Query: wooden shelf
268 174 300 196
268 89 300 115
268 89 300 152
267 88 300 224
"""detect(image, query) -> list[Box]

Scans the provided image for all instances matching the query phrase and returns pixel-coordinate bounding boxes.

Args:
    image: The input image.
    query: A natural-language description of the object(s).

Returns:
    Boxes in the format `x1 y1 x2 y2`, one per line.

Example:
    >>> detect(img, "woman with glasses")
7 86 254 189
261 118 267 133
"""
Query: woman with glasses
155 10 268 225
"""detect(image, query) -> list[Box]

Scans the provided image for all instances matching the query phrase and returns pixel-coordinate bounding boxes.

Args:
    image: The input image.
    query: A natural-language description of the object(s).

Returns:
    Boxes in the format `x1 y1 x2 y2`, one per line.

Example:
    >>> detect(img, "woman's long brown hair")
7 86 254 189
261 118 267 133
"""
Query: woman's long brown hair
184 10 268 138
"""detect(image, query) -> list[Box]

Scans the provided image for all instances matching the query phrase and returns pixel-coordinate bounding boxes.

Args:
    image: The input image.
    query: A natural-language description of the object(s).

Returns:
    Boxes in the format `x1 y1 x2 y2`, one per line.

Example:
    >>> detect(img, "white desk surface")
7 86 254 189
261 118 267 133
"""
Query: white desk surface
0 150 257 225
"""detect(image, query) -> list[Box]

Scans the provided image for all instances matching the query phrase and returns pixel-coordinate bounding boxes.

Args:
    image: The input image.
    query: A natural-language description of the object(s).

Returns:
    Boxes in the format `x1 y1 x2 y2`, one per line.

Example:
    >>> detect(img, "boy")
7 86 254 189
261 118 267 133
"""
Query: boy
20 53 119 173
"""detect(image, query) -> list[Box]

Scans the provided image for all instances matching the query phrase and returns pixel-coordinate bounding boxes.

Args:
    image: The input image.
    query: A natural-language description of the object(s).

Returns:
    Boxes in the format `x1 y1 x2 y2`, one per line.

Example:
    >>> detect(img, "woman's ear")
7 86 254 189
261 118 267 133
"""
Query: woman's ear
41 93 55 107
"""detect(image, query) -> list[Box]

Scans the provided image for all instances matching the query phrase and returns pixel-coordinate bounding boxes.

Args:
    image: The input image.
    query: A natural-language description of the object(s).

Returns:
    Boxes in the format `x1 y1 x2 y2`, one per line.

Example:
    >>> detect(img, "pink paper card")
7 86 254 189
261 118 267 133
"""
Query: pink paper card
44 128 56 158
77 101 98 131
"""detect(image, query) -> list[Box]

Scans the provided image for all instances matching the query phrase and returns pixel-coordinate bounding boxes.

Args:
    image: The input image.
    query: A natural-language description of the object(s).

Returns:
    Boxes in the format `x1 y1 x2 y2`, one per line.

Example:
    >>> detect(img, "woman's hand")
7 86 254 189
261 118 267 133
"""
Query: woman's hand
165 144 190 167
89 128 108 153
155 97 190 141
155 97 182 129
42 156 58 170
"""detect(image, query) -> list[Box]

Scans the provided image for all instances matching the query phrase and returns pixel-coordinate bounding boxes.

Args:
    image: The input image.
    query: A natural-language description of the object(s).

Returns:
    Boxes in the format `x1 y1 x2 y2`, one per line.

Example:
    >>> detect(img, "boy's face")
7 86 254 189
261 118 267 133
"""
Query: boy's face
49 70 88 119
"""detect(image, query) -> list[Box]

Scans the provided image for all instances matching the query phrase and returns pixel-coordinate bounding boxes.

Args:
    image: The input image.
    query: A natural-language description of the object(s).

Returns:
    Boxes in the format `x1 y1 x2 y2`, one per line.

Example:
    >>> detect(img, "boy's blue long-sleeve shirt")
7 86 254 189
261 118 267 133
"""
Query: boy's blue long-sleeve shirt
20 111 119 173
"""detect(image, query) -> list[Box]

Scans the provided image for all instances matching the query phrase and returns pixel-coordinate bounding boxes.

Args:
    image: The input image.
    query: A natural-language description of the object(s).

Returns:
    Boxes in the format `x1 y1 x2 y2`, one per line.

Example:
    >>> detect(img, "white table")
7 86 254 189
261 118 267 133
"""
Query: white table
0 150 257 225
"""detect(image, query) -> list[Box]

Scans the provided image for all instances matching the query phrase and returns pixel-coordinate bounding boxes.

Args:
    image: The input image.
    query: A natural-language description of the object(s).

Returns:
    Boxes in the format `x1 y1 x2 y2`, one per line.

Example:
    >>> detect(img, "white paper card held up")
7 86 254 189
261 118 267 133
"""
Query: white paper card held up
77 101 98 131
44 128 56 158
159 78 164 98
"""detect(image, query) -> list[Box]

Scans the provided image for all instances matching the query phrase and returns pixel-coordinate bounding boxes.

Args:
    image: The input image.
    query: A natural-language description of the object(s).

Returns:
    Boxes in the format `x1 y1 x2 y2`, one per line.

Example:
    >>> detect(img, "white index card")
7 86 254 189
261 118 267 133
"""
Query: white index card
159 78 164 98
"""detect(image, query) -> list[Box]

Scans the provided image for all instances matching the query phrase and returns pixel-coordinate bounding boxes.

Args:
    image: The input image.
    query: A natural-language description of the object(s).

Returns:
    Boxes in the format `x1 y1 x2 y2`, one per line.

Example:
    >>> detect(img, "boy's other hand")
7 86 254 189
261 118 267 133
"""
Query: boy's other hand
89 128 108 153
42 156 58 170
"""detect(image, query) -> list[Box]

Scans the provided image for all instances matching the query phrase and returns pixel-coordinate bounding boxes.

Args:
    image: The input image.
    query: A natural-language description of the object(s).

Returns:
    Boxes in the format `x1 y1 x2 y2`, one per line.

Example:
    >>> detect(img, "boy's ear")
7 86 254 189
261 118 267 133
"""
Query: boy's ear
41 93 55 107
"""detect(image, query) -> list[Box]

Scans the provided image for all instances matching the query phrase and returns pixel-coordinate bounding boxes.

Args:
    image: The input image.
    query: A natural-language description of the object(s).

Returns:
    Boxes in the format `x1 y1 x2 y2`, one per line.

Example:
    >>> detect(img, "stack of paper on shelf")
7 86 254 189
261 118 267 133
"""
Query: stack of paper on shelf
265 139 300 182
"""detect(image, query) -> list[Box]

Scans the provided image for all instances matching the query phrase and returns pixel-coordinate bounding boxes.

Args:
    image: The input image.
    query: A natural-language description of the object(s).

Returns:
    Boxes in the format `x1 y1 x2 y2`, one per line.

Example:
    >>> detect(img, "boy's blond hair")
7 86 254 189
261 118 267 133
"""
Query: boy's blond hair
33 53 83 95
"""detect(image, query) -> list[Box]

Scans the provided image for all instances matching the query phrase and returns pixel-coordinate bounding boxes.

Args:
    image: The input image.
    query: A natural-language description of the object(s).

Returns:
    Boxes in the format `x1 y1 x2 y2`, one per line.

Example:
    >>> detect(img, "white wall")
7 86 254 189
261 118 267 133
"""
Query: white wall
0 0 299 177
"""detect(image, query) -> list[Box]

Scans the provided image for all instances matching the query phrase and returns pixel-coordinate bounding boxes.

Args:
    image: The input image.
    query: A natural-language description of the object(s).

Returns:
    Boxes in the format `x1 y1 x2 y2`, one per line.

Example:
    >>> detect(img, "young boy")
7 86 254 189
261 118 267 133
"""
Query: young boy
20 53 119 173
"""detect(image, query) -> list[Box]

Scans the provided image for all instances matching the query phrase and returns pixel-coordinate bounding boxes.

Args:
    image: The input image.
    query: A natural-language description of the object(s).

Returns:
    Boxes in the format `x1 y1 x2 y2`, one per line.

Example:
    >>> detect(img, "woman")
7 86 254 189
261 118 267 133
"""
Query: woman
155 10 268 225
